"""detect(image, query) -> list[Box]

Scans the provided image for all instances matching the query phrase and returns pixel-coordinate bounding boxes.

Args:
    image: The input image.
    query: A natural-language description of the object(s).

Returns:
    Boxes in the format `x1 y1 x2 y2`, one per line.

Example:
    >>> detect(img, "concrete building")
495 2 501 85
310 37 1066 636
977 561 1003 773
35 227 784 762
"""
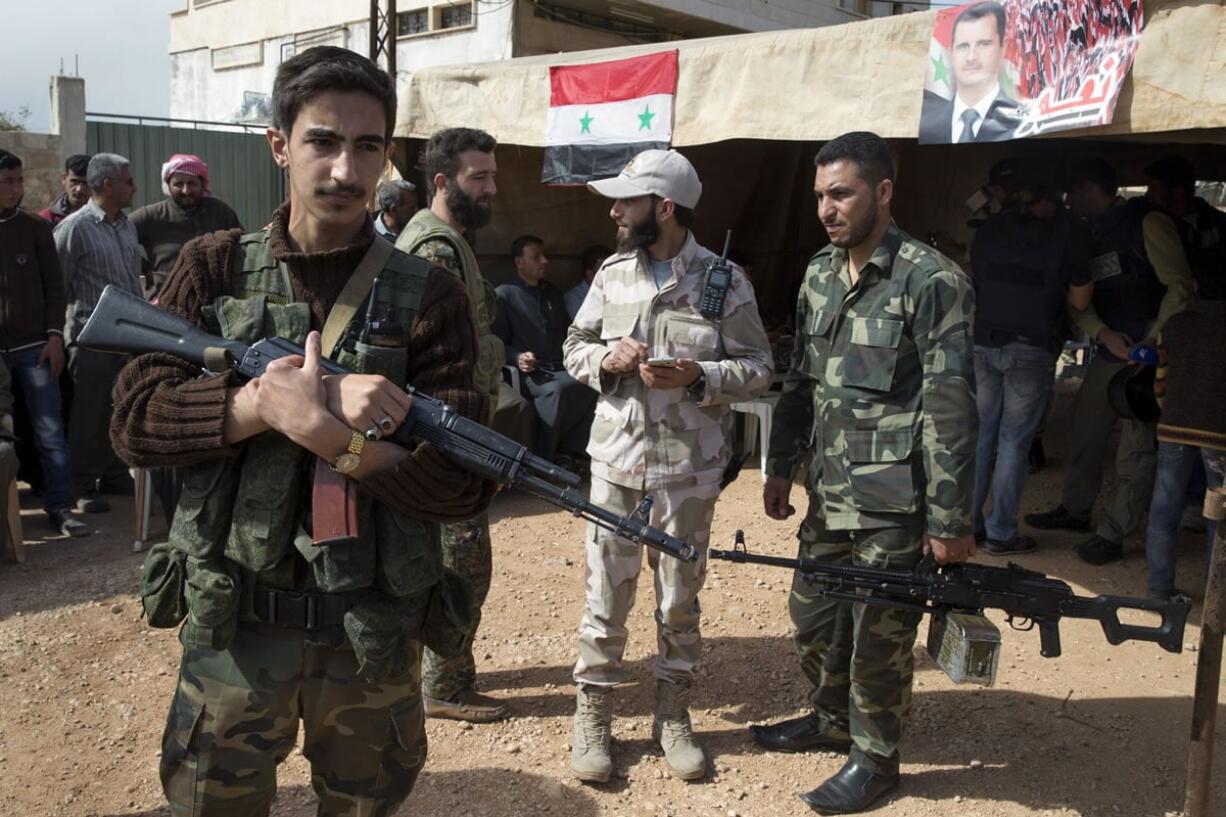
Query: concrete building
169 0 920 124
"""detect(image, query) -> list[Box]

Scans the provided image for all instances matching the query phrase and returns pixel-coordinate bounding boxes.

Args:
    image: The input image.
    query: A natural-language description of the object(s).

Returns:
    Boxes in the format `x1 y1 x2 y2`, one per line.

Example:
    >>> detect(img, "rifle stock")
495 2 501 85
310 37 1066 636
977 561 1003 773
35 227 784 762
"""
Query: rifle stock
81 286 698 563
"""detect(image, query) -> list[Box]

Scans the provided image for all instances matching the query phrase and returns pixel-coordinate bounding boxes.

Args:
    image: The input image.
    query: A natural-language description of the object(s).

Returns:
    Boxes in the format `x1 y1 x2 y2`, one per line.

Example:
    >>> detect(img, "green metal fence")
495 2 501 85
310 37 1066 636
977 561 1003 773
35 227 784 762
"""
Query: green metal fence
86 116 284 230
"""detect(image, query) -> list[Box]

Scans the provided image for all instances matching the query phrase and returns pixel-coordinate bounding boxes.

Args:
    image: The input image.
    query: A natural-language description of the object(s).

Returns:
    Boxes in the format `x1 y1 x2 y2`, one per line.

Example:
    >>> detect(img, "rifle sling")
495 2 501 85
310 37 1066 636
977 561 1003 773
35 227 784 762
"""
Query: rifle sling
312 233 395 546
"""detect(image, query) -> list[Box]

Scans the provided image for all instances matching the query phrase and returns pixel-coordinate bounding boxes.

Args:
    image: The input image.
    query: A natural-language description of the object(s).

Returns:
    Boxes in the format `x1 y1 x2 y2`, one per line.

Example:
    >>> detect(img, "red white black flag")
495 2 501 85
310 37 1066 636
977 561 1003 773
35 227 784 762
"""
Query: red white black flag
542 50 679 185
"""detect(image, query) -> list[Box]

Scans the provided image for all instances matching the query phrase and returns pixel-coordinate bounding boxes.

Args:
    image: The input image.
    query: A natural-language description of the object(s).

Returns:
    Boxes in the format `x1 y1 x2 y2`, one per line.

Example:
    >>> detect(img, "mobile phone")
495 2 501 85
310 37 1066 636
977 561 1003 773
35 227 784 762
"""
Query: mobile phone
647 356 678 368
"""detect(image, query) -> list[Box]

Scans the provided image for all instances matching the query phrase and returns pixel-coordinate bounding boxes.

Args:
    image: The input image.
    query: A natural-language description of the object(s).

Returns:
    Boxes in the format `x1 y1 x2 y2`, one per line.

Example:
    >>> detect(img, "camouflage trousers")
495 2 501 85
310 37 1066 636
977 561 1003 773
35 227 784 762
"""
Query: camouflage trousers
790 496 924 776
160 621 426 817
574 477 719 687
423 513 492 699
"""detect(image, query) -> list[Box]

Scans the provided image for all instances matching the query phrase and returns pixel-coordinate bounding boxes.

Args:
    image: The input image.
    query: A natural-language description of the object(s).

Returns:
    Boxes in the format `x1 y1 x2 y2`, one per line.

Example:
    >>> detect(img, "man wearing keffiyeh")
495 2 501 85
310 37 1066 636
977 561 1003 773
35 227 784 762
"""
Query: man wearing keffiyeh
130 153 243 298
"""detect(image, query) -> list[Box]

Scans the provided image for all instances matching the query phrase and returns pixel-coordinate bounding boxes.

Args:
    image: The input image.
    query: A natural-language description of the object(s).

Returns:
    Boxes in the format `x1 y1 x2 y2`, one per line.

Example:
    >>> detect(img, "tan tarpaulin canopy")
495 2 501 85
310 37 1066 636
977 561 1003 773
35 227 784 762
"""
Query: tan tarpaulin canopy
397 0 1226 145
392 0 1226 321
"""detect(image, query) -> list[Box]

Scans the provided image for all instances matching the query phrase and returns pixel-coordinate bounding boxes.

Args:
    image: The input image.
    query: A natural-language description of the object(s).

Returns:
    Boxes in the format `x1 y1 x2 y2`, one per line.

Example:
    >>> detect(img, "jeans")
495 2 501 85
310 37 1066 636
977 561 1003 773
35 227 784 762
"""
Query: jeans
2 346 74 511
1145 444 1223 593
972 343 1056 541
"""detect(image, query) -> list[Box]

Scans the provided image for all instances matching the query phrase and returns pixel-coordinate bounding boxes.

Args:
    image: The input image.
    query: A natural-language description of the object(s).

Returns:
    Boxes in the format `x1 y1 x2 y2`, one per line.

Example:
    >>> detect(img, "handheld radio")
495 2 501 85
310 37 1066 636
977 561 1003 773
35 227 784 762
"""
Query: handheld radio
699 230 734 319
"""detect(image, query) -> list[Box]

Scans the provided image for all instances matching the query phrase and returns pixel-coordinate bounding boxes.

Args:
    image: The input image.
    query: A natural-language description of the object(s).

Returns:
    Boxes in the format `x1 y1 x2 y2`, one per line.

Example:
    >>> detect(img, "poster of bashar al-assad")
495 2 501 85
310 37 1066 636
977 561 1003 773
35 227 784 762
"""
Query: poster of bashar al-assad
918 0 1144 144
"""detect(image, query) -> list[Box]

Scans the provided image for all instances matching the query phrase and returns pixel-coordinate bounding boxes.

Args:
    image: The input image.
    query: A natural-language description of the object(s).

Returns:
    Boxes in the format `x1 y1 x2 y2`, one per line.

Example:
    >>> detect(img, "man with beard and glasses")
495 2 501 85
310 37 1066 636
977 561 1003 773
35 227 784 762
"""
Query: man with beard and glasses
395 127 529 723
563 149 772 783
130 153 242 298
754 132 977 815
38 153 91 227
110 46 493 815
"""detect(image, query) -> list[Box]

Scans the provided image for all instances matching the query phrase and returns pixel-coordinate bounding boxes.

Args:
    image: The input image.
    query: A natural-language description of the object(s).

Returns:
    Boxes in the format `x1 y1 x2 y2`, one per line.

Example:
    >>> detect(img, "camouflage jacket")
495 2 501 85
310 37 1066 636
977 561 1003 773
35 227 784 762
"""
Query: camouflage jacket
563 231 773 489
765 224 977 537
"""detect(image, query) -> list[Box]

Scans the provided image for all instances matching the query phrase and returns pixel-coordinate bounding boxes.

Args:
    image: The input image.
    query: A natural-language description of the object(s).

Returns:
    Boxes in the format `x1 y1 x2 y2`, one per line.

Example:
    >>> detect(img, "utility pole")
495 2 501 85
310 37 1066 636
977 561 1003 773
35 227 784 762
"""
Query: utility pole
369 0 398 79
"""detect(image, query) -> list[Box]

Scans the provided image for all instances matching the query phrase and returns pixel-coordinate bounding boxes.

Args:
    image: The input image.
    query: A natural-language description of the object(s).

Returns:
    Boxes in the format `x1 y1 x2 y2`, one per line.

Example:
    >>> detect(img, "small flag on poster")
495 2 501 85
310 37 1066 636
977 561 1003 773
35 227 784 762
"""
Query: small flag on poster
542 50 678 185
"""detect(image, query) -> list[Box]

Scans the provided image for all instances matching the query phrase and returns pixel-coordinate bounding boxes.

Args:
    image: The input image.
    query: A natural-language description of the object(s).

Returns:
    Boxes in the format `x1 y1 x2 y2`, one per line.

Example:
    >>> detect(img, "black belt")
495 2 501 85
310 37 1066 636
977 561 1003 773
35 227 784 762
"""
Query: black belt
244 586 350 631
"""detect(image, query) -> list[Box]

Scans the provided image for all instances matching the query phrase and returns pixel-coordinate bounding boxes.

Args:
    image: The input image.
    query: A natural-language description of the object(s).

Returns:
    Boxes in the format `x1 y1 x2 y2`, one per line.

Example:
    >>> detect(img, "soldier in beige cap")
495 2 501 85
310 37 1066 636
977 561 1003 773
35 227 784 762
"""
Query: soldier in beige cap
563 149 773 782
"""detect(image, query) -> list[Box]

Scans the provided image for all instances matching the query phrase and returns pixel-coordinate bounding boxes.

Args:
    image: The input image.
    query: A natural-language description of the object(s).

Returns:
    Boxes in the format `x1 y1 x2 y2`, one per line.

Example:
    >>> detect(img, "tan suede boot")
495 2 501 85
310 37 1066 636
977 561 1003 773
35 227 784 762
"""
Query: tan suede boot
571 684 613 783
653 679 706 780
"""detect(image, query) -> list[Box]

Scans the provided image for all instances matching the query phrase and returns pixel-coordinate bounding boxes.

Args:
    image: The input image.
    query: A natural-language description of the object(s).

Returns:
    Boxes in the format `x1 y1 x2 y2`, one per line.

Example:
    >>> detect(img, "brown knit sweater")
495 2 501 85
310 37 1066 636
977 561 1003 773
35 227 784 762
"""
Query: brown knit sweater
110 204 495 522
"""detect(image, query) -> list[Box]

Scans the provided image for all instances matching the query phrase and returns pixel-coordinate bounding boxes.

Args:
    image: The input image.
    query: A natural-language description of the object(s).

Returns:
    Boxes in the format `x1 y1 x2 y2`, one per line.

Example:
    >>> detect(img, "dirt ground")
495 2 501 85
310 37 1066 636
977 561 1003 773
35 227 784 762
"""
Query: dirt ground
2 381 1223 817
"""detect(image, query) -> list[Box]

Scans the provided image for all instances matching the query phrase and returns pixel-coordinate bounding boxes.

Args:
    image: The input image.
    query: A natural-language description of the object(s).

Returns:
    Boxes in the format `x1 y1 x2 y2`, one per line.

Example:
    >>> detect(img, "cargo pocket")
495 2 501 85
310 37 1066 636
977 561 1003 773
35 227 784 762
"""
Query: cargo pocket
420 570 472 658
600 310 638 342
797 308 835 378
171 459 238 559
658 313 720 362
348 341 408 382
159 684 207 811
844 429 918 515
373 509 436 598
828 317 903 392
182 557 241 650
141 542 188 628
374 696 427 807
344 593 410 683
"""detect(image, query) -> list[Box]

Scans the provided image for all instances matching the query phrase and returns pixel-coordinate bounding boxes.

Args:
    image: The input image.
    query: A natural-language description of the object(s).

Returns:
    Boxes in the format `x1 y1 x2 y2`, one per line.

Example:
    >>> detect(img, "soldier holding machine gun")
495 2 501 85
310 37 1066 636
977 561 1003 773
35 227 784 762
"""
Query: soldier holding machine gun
107 47 496 817
756 132 978 815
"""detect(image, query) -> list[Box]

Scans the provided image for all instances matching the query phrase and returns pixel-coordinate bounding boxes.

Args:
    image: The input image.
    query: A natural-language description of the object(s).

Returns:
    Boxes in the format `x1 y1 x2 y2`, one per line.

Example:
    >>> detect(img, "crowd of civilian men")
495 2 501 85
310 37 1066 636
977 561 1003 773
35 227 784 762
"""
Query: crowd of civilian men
0 147 241 539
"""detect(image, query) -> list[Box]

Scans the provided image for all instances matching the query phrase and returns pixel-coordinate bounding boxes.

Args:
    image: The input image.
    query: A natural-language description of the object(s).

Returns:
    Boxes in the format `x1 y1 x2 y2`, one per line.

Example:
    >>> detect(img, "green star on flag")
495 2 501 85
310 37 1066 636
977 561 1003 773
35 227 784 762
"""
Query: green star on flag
931 53 949 87
638 104 656 131
543 50 678 185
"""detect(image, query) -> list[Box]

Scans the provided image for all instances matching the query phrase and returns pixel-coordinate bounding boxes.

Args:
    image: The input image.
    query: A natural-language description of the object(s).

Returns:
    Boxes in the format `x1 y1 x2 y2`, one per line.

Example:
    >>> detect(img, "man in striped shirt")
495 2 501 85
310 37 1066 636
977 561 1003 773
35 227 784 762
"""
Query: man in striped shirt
53 152 142 512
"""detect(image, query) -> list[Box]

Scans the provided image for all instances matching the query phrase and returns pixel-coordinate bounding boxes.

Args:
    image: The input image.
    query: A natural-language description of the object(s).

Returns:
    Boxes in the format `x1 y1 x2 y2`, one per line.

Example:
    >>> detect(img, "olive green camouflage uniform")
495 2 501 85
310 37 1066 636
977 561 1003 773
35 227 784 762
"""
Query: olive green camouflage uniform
148 228 460 816
564 232 773 685
397 213 499 700
765 224 977 775
163 620 426 817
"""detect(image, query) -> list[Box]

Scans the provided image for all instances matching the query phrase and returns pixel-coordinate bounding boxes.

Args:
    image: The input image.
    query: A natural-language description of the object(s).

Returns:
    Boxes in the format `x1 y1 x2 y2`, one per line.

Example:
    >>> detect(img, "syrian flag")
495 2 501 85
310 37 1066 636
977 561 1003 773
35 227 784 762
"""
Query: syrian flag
542 50 678 186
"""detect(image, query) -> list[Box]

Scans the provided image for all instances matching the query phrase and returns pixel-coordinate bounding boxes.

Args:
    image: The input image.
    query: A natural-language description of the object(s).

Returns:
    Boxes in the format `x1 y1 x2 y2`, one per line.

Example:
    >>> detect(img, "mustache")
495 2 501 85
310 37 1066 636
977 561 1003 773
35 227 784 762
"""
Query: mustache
314 183 366 198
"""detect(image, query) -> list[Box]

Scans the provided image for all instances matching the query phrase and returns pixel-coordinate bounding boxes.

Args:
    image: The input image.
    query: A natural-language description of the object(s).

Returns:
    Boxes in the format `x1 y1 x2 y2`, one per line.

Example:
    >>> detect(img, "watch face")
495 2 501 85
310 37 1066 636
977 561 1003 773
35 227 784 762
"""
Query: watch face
334 453 361 475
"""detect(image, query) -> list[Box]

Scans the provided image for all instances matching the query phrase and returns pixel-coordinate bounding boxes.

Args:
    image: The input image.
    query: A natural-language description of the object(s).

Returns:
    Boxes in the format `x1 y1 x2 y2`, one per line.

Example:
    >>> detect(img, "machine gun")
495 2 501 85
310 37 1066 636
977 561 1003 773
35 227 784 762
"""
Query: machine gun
709 531 1191 684
78 285 698 564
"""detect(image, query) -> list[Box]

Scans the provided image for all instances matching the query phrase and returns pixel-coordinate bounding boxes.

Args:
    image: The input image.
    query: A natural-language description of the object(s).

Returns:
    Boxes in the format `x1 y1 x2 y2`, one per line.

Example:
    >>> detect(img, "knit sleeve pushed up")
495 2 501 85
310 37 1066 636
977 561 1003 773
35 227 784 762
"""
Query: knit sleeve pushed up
109 229 244 467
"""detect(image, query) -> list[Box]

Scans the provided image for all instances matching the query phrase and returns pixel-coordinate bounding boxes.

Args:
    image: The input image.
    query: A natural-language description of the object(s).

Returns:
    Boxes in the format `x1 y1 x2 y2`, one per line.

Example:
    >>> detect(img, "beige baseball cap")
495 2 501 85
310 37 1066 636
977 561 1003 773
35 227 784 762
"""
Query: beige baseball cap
586 149 702 209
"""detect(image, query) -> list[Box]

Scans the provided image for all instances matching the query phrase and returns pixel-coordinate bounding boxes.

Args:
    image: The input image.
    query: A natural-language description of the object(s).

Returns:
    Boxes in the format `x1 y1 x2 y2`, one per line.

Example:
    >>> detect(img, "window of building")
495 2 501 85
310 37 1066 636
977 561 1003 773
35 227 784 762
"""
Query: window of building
438 3 473 30
397 9 429 36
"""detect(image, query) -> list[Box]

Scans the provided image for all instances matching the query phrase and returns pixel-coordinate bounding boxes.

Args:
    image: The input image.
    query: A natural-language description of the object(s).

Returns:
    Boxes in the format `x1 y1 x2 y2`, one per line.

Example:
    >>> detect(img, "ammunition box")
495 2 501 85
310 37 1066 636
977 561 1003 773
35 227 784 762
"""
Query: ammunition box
926 610 1001 686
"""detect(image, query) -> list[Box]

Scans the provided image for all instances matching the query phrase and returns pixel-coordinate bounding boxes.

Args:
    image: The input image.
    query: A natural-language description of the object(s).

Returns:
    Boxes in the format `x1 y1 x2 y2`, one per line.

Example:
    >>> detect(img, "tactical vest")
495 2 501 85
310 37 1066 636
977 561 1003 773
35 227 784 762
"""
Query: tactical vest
972 211 1072 351
1088 197 1167 342
397 210 504 408
164 228 441 659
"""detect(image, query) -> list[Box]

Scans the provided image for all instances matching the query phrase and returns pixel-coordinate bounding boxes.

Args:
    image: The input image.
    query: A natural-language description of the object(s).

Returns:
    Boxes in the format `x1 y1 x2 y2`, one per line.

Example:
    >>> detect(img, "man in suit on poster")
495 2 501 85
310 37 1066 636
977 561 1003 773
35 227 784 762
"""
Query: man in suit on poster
920 1 1022 144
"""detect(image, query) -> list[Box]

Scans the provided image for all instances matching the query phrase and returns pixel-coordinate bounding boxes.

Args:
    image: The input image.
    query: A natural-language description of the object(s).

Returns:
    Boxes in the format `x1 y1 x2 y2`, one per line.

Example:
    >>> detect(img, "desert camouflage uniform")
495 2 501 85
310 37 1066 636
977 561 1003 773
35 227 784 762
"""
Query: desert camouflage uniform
563 232 773 685
399 222 499 700
766 224 976 775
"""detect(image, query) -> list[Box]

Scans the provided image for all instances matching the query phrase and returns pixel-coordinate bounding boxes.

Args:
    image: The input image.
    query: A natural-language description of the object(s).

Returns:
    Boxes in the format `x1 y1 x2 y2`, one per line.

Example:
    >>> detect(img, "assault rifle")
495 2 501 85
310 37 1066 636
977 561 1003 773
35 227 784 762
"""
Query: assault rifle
710 531 1190 674
78 285 698 564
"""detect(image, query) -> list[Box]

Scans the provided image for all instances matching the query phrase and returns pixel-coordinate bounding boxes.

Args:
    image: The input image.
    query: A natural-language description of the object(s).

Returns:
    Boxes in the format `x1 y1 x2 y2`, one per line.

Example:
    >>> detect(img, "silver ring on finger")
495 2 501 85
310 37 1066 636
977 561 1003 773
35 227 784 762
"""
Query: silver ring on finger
378 415 396 433
365 423 382 441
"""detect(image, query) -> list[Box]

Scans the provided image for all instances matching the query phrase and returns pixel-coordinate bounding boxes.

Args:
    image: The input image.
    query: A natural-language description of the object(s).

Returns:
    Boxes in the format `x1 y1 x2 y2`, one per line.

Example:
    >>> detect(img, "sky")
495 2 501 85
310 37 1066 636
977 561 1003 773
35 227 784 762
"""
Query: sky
0 0 186 132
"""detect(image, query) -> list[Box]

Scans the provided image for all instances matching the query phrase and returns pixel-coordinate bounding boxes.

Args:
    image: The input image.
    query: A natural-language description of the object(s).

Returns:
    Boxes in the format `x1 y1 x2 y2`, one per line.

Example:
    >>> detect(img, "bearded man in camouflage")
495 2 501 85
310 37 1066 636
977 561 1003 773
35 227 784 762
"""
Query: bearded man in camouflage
754 132 977 815
563 149 773 783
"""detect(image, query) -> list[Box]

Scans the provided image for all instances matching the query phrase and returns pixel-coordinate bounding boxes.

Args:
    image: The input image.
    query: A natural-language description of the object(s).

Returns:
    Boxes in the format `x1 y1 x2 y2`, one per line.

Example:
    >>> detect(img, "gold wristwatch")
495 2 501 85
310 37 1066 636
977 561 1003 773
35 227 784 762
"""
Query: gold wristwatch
332 430 365 475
